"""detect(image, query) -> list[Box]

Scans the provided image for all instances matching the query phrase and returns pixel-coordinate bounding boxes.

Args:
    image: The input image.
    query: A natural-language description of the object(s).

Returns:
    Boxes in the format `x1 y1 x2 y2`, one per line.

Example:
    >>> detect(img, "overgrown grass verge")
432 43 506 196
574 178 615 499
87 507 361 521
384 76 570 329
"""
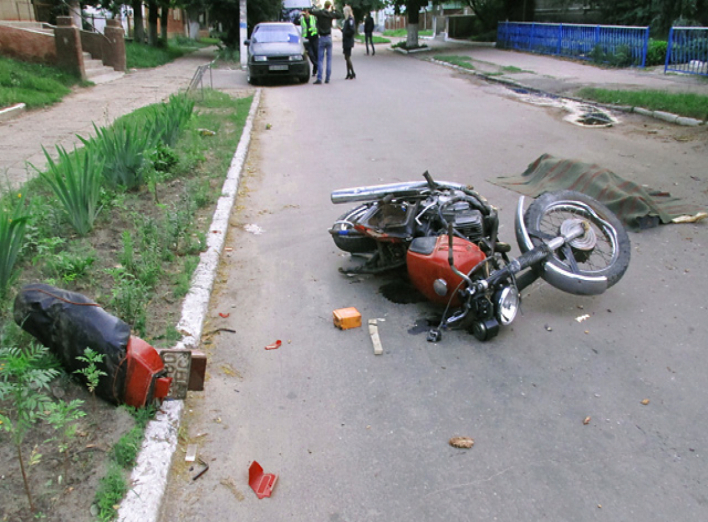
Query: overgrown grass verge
0 89 253 519
355 34 390 44
433 55 475 70
383 29 432 38
0 57 83 109
125 41 187 69
577 87 708 120
94 407 154 521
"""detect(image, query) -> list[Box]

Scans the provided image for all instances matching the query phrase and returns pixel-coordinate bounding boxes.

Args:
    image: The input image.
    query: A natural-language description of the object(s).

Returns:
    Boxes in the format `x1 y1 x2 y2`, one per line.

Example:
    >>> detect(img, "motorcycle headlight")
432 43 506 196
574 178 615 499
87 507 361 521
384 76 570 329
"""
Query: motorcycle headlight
253 55 267 62
496 287 519 326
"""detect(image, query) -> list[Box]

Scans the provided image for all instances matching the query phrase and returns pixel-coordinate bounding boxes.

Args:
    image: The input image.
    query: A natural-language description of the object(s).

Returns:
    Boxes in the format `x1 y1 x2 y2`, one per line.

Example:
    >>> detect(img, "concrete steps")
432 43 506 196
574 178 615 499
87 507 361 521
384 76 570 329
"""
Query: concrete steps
83 52 124 84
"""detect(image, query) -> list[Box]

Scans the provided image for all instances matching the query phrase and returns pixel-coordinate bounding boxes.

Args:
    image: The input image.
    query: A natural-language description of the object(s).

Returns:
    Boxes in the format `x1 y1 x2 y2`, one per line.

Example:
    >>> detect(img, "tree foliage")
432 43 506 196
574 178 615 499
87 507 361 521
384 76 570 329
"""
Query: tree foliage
594 0 707 36
182 0 280 47
339 0 386 25
459 0 535 39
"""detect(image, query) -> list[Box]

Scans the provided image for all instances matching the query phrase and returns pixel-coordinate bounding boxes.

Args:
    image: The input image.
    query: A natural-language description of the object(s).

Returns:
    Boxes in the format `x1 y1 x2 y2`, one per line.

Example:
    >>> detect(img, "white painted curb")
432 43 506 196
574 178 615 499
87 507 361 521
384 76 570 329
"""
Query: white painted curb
116 88 262 522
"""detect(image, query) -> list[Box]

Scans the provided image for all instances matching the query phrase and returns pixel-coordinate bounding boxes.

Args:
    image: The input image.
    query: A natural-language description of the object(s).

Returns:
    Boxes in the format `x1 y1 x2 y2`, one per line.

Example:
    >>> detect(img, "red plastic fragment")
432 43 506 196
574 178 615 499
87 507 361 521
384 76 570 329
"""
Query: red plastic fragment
265 340 282 350
219 312 230 318
249 461 278 499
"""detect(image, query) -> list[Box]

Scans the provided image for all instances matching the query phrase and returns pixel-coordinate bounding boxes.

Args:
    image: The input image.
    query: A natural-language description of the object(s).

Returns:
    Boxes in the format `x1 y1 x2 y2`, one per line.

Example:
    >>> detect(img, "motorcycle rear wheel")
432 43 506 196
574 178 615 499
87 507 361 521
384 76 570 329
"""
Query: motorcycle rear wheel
330 205 377 254
524 190 630 289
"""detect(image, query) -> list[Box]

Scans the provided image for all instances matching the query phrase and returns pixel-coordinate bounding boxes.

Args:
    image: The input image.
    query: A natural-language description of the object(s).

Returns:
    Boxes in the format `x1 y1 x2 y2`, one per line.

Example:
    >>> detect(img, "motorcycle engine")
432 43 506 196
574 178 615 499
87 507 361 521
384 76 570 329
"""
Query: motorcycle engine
442 202 484 242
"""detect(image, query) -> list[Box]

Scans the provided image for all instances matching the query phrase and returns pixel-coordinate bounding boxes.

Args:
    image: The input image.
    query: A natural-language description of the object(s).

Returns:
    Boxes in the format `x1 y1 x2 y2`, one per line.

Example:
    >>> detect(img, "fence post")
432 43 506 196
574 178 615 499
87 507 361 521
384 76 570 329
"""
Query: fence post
54 15 86 80
557 23 562 55
664 27 674 74
641 26 649 67
104 19 126 72
529 22 535 51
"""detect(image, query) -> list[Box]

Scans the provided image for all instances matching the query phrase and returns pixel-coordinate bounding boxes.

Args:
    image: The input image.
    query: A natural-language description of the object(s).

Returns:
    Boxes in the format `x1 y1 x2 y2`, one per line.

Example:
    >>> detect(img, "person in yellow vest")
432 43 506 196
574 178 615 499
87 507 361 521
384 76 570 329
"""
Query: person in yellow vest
300 8 319 77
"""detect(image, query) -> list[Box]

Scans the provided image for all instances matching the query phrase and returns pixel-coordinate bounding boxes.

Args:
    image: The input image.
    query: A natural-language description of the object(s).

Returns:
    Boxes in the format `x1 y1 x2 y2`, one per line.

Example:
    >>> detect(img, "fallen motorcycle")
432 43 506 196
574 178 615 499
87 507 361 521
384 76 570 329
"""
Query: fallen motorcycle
329 172 631 342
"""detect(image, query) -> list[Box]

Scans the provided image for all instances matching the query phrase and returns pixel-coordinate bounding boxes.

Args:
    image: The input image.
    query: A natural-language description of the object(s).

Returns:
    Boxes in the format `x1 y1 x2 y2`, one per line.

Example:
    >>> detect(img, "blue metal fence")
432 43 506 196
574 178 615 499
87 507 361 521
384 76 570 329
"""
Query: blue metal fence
497 22 650 67
665 27 708 76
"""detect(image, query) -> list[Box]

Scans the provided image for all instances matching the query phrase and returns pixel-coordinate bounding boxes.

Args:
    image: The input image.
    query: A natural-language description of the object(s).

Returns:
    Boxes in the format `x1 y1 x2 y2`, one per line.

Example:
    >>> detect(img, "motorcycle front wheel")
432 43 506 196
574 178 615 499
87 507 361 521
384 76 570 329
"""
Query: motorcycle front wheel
330 205 377 254
524 190 631 289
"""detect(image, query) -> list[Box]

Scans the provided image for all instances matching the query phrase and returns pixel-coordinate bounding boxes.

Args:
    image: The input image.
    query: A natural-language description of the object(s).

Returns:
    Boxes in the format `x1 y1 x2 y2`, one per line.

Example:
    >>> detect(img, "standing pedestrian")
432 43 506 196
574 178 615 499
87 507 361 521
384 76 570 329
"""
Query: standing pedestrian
364 13 375 56
300 8 319 77
342 6 356 79
311 1 343 84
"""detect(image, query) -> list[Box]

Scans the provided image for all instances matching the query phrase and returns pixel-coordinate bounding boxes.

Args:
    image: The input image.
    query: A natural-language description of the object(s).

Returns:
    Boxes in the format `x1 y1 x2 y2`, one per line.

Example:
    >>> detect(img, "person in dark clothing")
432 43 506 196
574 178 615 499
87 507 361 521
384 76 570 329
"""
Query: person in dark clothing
311 1 343 84
342 5 356 79
300 8 319 76
364 13 375 55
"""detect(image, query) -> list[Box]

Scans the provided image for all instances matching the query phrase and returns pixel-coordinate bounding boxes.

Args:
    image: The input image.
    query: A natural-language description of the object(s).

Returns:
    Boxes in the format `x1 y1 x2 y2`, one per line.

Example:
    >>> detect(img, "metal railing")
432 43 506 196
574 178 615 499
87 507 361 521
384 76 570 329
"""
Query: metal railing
187 60 214 97
497 22 650 67
665 27 708 77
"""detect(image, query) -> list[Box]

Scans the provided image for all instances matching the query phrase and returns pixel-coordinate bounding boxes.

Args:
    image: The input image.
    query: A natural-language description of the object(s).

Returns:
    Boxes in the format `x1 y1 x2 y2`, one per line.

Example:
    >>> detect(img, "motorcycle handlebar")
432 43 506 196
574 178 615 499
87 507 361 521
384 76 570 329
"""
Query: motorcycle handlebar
484 244 550 288
423 170 438 190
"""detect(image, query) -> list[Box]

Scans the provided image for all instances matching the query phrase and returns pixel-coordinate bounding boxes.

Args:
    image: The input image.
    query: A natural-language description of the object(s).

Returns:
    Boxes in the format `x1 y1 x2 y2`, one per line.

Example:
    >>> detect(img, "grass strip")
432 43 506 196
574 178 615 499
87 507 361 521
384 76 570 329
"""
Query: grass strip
434 55 475 70
577 88 708 120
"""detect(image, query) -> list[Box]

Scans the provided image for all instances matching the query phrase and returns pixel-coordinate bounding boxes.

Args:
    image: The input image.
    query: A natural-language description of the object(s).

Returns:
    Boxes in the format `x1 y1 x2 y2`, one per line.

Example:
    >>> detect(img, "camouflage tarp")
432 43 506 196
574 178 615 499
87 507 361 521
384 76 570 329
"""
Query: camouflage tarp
491 154 708 230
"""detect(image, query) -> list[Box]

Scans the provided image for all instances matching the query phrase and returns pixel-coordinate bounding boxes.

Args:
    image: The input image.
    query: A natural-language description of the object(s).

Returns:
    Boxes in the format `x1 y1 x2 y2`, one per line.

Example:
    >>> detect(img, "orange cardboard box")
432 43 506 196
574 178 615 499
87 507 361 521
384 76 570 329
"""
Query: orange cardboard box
333 307 362 330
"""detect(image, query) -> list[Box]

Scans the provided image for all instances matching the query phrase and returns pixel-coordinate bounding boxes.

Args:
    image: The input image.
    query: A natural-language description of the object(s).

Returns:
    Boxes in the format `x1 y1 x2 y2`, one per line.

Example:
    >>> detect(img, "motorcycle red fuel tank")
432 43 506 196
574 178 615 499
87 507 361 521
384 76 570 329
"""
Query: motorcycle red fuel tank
407 235 486 306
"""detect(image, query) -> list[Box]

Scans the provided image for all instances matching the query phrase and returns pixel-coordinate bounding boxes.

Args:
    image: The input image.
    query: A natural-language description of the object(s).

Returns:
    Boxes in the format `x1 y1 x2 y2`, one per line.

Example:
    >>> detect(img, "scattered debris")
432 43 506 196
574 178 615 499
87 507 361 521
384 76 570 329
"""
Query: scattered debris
369 319 383 355
249 461 278 499
575 314 591 323
333 307 362 330
544 324 552 331
220 477 245 501
449 436 474 449
244 224 264 235
192 458 209 481
206 328 236 335
198 128 216 136
219 312 230 318
508 89 619 127
265 123 272 130
641 399 650 405
185 444 198 462
583 416 591 425
265 340 282 350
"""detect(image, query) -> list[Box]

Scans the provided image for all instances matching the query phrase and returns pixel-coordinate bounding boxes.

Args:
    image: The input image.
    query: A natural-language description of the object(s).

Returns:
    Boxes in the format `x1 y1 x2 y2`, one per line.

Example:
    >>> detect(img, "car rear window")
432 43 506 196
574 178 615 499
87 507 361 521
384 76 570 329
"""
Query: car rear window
253 26 300 44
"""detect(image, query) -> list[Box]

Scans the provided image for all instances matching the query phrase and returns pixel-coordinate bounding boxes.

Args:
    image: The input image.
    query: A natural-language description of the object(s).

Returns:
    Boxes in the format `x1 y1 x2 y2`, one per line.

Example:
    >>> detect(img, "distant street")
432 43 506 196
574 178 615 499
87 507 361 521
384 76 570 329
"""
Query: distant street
160 42 708 521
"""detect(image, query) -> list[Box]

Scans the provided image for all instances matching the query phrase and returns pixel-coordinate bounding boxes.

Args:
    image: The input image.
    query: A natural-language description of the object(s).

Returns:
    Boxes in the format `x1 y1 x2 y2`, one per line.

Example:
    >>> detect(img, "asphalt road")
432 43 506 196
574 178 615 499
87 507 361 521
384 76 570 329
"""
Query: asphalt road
159 44 708 521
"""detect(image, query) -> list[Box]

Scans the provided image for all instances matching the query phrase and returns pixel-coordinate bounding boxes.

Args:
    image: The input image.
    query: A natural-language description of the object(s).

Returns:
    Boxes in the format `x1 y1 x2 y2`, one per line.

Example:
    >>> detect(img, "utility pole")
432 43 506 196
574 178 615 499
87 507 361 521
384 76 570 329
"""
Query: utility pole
240 0 247 68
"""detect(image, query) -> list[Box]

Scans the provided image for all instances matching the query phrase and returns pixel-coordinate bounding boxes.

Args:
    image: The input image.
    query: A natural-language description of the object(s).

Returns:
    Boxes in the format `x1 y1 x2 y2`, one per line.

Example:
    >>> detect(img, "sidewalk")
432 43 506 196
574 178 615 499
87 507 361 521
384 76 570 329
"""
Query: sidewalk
0 47 218 192
420 37 708 98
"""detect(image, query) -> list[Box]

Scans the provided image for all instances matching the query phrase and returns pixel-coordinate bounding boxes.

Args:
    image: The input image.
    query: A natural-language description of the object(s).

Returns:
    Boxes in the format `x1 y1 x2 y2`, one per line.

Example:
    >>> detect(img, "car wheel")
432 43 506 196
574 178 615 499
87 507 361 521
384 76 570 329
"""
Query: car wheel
247 69 259 86
299 74 309 84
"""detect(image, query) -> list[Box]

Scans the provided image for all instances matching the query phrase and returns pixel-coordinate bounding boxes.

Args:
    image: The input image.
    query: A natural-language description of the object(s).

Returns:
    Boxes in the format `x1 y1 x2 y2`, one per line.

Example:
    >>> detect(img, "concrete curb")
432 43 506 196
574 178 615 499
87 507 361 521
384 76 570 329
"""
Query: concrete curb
429 58 705 127
116 88 262 522
0 103 26 123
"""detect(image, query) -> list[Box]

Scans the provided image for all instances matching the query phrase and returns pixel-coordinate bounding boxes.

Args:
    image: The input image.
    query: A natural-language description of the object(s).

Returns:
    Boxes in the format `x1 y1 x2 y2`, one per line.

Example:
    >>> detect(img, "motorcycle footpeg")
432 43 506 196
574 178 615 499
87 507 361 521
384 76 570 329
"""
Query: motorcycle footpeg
427 328 442 343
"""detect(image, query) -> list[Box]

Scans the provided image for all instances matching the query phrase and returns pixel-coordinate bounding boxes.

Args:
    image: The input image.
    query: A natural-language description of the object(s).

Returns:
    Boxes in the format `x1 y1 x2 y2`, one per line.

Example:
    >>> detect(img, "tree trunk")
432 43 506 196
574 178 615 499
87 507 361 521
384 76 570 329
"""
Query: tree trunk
406 0 420 48
147 0 159 46
406 23 419 48
160 1 169 42
132 0 145 43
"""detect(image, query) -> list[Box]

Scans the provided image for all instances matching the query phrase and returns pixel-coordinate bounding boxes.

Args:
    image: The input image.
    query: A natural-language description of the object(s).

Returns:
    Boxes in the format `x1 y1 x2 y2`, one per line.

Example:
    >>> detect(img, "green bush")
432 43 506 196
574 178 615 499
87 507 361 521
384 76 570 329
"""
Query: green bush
646 39 668 66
